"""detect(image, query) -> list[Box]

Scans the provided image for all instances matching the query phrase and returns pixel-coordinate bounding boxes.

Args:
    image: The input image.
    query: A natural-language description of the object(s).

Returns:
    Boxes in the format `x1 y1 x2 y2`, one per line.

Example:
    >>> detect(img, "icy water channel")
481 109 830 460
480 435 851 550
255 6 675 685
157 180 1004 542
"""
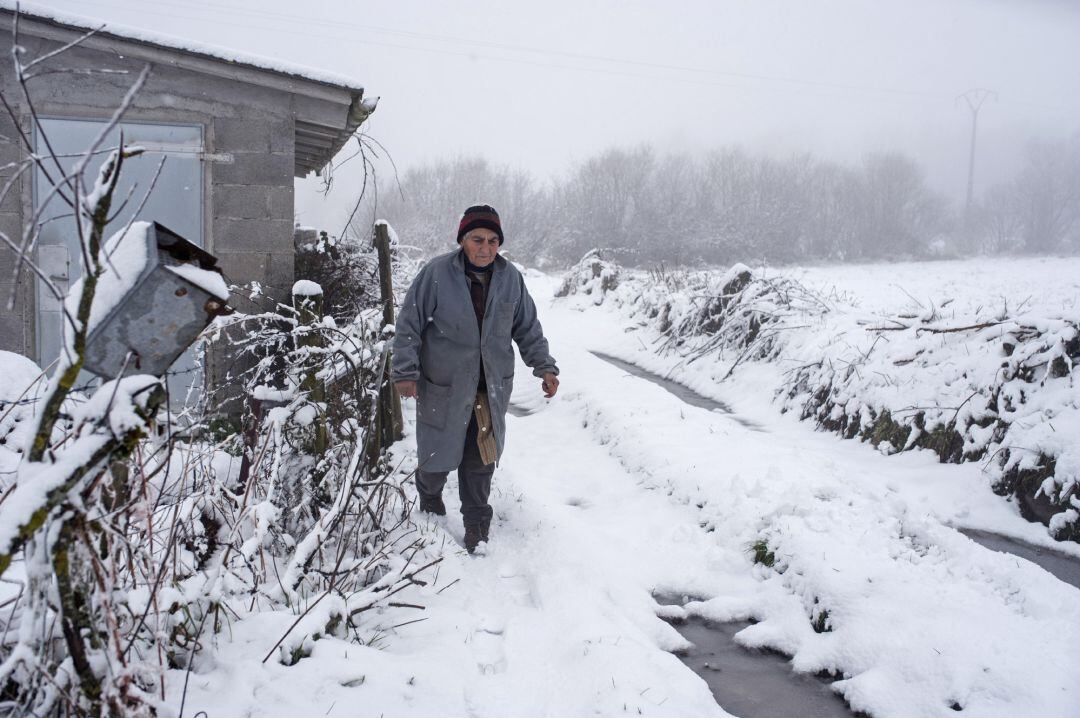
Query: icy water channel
960 529 1080 589
656 596 862 718
588 351 766 431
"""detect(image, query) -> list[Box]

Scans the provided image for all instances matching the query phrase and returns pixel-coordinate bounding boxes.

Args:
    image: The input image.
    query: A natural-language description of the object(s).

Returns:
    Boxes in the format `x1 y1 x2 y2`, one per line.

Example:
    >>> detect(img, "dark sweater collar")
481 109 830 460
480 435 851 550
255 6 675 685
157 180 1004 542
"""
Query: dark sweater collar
453 248 503 275
464 257 494 274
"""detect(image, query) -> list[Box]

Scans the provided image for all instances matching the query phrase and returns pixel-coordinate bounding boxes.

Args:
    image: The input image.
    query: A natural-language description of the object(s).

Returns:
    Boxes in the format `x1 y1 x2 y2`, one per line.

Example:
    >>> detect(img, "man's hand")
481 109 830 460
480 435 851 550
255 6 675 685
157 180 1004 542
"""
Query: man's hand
395 380 417 398
541 373 559 398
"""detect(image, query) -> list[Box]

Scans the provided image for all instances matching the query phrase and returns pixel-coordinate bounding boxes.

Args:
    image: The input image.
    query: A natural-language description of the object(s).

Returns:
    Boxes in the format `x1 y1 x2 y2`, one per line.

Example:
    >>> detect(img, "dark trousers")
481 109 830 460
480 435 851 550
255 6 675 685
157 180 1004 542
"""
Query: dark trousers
417 413 494 528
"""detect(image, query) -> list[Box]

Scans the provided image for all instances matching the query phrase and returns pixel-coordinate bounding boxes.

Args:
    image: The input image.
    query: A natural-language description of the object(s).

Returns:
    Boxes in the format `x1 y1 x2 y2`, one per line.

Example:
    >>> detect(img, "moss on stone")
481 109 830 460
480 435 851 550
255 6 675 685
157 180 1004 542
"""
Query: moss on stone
919 422 965 464
863 409 911 451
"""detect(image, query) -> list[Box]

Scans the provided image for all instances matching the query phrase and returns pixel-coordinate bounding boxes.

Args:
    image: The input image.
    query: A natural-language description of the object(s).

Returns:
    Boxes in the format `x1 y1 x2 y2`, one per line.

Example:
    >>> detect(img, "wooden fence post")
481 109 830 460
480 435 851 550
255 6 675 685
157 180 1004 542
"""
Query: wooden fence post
293 282 328 458
374 222 404 447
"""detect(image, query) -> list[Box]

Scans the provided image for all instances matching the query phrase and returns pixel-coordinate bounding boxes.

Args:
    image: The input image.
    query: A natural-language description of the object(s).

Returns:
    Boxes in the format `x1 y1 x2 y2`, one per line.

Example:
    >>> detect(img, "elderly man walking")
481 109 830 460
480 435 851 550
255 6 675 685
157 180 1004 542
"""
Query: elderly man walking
392 205 560 554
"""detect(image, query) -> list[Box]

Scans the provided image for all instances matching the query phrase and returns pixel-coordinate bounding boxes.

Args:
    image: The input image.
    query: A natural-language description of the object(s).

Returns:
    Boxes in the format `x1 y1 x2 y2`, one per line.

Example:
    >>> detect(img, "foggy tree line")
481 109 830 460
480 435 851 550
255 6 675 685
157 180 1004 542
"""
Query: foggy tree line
353 136 1080 268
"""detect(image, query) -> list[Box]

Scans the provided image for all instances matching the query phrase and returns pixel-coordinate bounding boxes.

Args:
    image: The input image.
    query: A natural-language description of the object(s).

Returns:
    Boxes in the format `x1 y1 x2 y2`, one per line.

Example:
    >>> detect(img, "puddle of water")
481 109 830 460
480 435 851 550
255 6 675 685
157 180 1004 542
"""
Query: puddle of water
589 351 766 432
666 616 860 718
961 528 1080 590
654 593 859 717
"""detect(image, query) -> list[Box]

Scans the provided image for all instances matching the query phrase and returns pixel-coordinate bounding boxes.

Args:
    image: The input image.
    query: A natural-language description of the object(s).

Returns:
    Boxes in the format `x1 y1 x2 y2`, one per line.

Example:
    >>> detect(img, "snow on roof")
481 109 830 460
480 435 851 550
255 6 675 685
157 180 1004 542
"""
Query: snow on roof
0 0 365 93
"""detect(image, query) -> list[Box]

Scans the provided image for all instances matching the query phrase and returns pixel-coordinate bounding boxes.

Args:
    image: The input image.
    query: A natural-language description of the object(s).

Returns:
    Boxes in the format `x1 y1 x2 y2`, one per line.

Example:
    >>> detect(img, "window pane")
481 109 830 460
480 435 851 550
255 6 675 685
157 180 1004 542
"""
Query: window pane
33 118 205 401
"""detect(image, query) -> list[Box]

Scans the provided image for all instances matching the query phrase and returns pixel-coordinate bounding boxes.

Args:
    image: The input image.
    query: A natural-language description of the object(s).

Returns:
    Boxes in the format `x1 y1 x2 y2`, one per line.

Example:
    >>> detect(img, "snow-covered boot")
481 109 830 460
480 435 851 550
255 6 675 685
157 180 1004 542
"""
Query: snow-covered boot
479 519 491 543
419 495 446 516
464 525 483 554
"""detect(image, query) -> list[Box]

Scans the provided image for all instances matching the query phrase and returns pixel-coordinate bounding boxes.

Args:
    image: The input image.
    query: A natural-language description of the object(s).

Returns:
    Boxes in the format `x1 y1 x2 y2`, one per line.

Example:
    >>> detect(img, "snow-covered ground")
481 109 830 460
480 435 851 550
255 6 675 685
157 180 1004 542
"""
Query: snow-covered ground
172 261 1080 718
787 256 1080 316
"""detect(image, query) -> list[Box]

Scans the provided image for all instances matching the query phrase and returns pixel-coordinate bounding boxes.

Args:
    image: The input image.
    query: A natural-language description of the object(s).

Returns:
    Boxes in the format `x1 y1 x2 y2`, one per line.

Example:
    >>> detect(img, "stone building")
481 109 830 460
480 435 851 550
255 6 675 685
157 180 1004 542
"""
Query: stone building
0 3 375 391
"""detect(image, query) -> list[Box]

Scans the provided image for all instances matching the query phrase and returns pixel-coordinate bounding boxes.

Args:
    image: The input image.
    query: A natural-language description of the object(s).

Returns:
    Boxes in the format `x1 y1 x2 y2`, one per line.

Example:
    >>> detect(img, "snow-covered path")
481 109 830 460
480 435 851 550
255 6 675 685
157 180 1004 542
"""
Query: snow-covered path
180 272 1079 717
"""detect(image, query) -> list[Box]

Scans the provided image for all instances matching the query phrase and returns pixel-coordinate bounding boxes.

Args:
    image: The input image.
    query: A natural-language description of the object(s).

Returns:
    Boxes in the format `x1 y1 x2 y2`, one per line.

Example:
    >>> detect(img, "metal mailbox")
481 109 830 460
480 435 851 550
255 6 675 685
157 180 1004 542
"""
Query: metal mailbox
83 222 230 379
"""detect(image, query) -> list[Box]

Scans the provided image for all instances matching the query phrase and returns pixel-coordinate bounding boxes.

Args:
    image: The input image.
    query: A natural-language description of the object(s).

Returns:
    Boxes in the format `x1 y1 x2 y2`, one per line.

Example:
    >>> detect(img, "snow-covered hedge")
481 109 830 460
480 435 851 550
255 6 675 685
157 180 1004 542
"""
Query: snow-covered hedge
783 312 1079 539
0 283 437 715
559 252 1080 540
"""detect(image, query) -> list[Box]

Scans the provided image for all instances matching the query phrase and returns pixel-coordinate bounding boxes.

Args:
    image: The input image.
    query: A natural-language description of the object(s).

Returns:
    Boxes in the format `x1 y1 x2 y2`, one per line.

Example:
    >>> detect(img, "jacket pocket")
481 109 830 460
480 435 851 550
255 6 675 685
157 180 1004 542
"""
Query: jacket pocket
493 301 515 336
417 378 452 429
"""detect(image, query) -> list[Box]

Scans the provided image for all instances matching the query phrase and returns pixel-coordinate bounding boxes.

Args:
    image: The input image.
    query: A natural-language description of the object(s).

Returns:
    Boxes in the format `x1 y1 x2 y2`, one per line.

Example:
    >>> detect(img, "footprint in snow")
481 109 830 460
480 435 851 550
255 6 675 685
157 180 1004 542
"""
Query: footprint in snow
498 561 538 608
472 615 508 675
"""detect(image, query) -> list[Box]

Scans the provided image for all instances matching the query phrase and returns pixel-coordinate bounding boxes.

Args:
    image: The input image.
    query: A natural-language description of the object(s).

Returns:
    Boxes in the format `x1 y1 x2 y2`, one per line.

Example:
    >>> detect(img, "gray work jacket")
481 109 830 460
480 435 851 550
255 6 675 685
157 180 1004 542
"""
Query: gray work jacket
391 249 558 472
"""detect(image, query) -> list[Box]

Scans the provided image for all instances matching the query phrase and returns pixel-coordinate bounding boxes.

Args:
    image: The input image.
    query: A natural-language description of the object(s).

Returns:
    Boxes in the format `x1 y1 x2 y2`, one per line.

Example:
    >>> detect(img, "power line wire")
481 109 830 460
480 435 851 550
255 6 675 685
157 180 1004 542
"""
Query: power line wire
24 0 1074 112
73 0 956 101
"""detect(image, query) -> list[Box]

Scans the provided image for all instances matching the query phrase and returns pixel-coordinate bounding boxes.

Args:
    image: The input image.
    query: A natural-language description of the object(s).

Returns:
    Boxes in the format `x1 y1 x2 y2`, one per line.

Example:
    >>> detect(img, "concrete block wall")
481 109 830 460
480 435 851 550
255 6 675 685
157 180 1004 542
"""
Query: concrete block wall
210 115 295 313
204 106 296 407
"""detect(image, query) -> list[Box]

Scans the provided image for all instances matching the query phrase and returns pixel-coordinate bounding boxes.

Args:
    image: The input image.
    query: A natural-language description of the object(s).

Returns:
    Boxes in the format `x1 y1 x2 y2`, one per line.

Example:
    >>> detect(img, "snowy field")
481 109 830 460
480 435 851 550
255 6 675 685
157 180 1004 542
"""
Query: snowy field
788 256 1080 316
170 258 1079 718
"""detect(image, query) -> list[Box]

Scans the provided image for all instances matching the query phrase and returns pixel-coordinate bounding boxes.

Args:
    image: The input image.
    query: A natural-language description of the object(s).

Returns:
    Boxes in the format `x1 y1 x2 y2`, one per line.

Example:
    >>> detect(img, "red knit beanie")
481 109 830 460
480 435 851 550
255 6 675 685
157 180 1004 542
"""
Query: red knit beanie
456 204 504 245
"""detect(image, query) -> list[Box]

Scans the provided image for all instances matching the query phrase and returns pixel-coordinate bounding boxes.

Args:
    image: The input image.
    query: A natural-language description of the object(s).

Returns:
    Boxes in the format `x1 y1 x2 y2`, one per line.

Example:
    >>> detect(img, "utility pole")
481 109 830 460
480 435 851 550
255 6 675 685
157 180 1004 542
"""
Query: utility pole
958 88 997 225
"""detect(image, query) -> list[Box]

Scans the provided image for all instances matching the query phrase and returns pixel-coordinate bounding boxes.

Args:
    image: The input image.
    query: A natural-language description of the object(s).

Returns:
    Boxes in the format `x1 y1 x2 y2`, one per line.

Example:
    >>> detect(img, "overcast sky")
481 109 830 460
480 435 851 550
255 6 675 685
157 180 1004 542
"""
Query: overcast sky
24 0 1080 229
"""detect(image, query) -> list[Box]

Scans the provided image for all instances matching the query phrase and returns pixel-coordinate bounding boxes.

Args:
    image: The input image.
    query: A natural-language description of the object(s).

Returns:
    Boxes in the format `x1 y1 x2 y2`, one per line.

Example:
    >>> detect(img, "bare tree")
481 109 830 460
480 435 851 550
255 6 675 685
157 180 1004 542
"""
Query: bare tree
852 153 949 259
1014 137 1080 254
969 136 1080 256
368 143 967 268
973 182 1025 254
558 145 655 263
